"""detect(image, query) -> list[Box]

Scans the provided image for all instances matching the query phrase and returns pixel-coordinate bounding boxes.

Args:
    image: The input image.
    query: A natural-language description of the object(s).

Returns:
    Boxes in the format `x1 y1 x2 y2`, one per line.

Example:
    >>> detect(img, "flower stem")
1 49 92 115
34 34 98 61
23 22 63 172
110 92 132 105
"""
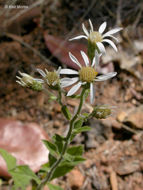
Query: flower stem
36 88 86 190
57 87 63 106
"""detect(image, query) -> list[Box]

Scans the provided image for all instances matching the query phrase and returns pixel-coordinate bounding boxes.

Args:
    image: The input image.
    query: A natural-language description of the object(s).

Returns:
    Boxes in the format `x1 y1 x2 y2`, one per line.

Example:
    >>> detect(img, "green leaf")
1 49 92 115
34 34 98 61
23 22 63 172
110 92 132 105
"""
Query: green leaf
52 134 64 153
51 154 86 180
10 165 40 190
70 126 91 141
67 145 84 156
40 163 50 172
0 149 40 189
72 156 86 165
81 113 90 120
51 161 74 180
64 155 86 166
48 183 64 190
49 95 57 101
64 153 74 162
0 179 2 186
74 119 83 129
73 126 91 134
61 105 71 120
70 133 76 142
52 134 65 141
0 148 16 170
49 154 57 167
42 140 58 156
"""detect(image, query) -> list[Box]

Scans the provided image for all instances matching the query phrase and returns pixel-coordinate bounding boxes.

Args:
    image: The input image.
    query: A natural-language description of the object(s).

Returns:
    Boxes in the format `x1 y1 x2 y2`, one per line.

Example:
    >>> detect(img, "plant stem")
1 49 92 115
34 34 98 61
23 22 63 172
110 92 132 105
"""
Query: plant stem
57 87 63 106
36 88 86 190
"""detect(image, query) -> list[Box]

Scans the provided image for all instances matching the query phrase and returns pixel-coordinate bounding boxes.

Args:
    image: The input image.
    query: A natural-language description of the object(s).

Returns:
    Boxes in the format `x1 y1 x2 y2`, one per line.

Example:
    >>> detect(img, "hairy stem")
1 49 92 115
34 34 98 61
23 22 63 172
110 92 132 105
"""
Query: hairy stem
57 87 63 106
36 88 86 190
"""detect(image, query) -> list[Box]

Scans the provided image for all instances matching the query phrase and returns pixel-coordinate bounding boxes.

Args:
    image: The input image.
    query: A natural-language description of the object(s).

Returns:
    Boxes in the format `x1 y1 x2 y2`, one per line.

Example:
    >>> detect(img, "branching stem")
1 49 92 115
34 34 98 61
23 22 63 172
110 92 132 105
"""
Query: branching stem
36 88 86 190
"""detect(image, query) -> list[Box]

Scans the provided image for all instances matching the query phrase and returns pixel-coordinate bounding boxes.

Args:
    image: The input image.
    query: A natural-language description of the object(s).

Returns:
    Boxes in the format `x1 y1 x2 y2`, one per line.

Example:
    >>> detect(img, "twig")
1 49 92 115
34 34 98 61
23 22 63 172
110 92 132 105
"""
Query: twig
110 169 118 190
122 124 138 134
132 3 143 29
5 32 56 66
39 0 47 28
116 0 123 26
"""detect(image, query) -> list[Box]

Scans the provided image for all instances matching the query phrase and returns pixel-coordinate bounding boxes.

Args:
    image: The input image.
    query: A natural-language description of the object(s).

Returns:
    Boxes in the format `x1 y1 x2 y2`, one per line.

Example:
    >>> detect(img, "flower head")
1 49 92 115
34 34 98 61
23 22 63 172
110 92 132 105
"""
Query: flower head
92 105 115 119
37 67 61 87
70 19 122 53
60 51 117 104
16 71 43 91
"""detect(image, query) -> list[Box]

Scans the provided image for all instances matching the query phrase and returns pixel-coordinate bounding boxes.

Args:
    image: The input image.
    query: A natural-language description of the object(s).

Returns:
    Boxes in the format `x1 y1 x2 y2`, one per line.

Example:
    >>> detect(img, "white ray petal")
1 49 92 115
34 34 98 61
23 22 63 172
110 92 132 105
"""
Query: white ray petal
18 71 23 75
45 69 49 74
57 66 61 75
18 71 28 77
46 80 49 85
104 35 119 42
69 52 81 68
67 82 82 96
98 22 107 34
34 78 44 83
94 72 117 81
96 42 106 54
60 69 78 75
16 76 21 80
52 81 57 86
102 39 118 52
80 51 89 66
16 80 23 85
69 35 88 41
89 19 94 32
90 83 95 104
82 23 89 36
92 51 101 68
91 57 96 67
81 82 87 85
37 69 46 77
60 77 79 87
103 27 122 37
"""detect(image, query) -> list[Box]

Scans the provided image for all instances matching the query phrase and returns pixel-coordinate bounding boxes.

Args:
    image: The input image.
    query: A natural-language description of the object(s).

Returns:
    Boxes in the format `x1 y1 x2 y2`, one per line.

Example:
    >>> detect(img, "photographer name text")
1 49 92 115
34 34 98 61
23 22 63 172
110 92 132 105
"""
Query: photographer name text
4 5 28 9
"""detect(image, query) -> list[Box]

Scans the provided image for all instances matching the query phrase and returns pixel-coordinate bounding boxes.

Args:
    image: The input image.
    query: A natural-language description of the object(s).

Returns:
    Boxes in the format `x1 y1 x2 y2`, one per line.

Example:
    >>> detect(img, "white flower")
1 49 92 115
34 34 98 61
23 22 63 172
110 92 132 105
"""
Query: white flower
37 67 61 86
16 71 43 87
69 19 122 53
60 51 117 104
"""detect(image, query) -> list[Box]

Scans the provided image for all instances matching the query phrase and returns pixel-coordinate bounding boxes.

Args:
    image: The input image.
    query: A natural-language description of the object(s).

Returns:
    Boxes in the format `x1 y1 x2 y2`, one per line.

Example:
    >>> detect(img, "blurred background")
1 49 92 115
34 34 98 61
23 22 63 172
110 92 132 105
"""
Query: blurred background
0 0 143 189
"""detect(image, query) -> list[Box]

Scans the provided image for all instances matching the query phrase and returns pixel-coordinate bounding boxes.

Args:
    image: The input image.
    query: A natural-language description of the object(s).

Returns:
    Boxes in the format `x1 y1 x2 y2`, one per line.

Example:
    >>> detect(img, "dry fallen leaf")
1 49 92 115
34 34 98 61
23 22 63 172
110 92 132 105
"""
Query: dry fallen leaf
44 33 87 69
0 118 49 178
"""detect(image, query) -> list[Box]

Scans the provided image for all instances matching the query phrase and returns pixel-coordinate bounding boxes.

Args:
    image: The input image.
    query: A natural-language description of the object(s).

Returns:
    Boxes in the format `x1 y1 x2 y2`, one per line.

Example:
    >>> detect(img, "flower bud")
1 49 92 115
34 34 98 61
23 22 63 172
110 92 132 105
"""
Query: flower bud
30 81 43 91
37 67 61 88
92 105 112 119
16 71 43 91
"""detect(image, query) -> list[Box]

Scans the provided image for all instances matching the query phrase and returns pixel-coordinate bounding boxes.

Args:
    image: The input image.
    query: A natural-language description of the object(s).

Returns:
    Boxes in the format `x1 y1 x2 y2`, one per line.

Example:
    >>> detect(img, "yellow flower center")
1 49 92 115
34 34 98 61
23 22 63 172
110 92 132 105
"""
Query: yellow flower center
79 67 98 83
46 72 59 86
89 31 102 43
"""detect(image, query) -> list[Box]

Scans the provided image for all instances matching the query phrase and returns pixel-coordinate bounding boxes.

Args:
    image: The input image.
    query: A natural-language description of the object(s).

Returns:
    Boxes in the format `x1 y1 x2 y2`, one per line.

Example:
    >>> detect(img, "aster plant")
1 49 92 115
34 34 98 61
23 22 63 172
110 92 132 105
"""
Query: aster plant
0 19 122 190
